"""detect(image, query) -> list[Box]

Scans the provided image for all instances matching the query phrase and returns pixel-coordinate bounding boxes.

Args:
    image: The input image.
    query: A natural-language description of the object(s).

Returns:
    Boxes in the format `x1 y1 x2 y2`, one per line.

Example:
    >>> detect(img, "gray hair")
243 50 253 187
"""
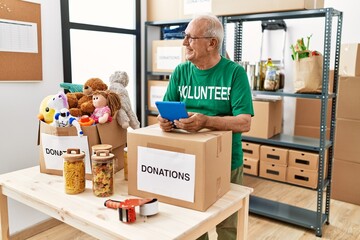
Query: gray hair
193 14 224 50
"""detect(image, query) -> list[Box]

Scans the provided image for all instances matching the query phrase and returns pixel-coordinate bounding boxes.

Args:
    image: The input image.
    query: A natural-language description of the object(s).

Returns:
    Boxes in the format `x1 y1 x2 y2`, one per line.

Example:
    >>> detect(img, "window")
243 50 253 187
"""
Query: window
61 0 141 121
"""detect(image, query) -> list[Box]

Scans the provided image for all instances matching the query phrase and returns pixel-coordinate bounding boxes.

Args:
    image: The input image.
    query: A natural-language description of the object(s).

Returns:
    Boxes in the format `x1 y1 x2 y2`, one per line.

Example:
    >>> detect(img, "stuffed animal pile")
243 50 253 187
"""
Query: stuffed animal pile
37 72 141 132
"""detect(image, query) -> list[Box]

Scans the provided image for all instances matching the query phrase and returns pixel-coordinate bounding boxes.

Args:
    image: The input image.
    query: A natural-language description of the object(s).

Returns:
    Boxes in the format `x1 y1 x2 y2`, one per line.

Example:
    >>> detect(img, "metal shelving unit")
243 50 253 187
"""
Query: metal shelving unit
224 8 343 237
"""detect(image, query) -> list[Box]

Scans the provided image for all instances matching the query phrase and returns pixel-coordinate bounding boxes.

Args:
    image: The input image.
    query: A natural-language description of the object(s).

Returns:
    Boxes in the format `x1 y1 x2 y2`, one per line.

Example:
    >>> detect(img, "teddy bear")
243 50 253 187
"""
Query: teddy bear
109 71 140 129
66 78 108 117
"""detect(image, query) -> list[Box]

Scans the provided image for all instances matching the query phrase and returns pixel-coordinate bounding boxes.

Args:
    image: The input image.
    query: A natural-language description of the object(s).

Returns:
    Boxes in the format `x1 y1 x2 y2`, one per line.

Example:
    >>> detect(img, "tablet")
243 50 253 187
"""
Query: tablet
155 101 188 122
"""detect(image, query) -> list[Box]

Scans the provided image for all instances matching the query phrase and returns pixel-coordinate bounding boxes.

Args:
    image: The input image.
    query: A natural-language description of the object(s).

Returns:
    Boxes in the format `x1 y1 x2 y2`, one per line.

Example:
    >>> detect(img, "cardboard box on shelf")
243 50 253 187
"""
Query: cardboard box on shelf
288 149 319 170
127 125 232 211
152 40 186 73
147 80 169 111
260 145 288 165
331 159 360 205
334 118 360 164
337 76 360 120
242 141 261 159
147 0 182 21
294 125 330 140
243 100 283 139
243 157 259 176
38 118 127 179
286 166 318 189
295 98 332 128
339 43 360 76
259 161 287 182
147 115 159 126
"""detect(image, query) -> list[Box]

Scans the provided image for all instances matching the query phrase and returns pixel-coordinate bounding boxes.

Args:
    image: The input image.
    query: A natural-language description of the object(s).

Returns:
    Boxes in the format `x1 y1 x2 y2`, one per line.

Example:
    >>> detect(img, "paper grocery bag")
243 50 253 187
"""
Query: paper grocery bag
293 55 323 93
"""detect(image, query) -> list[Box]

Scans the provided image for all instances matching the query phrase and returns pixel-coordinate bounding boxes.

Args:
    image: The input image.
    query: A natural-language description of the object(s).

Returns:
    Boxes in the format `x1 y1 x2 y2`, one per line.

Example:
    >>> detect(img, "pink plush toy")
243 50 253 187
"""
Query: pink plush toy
91 90 121 124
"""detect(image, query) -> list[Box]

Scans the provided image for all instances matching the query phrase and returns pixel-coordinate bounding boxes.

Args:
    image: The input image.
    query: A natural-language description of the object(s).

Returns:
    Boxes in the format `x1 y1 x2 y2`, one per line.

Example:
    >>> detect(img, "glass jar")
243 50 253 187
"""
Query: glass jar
63 148 85 194
264 66 280 91
91 150 114 197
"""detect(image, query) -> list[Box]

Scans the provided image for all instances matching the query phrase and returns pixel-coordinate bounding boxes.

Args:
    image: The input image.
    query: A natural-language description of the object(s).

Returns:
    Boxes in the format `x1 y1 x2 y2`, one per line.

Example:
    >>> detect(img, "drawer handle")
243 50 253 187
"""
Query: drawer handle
295 159 310 165
295 175 309 182
267 154 280 160
266 169 279 175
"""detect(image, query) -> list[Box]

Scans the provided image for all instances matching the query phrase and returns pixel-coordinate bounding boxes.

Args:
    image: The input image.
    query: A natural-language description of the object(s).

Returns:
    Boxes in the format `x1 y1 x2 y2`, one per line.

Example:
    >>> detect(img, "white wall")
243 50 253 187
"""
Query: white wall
0 0 359 236
0 0 63 234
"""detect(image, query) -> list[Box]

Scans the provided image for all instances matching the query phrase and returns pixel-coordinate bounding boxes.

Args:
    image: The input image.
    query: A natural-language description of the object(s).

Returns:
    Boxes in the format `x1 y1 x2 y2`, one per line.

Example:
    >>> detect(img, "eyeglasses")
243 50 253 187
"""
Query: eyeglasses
181 31 213 42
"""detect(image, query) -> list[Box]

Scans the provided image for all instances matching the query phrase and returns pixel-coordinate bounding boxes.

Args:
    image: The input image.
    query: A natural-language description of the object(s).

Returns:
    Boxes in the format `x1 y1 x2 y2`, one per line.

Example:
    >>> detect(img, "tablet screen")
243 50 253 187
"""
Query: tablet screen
155 101 188 122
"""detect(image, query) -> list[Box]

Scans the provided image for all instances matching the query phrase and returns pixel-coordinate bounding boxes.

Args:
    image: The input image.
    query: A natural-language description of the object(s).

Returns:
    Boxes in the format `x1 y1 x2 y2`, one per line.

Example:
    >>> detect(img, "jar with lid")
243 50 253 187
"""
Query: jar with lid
63 148 85 194
264 65 280 91
91 150 114 197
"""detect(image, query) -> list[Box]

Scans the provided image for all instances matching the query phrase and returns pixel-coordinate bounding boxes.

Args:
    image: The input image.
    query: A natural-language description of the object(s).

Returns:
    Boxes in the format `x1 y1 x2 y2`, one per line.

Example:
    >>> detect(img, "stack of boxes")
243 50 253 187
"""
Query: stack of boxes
242 142 261 175
331 43 360 205
259 145 288 182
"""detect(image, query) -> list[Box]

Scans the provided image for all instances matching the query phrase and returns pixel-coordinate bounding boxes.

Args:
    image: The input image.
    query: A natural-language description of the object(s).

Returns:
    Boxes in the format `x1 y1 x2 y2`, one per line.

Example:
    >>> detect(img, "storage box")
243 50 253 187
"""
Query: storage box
152 40 186 73
148 80 169 111
339 43 360 76
260 145 288 165
334 118 360 164
295 98 332 127
294 125 330 140
337 76 360 120
286 167 318 189
242 141 260 159
259 161 287 182
288 149 319 170
38 117 127 179
243 157 259 176
147 0 182 21
147 115 159 126
243 100 283 139
127 125 232 211
331 159 360 205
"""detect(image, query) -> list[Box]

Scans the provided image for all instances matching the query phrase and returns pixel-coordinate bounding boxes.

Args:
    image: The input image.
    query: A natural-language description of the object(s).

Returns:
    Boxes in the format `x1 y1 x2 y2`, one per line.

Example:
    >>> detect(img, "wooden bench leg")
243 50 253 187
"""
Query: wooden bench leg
237 195 250 240
0 186 10 240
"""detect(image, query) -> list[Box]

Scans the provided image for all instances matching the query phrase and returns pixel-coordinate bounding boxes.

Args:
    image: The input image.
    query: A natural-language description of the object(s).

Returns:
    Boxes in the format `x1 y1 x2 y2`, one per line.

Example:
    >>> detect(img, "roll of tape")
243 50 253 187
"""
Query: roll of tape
139 198 158 216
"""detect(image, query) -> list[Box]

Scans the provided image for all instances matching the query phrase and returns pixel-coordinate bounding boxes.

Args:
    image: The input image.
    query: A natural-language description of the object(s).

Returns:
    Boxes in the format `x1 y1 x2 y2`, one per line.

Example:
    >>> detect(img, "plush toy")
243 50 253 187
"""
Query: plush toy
53 108 83 136
109 71 140 129
65 78 108 117
91 90 121 124
48 91 69 126
37 95 55 124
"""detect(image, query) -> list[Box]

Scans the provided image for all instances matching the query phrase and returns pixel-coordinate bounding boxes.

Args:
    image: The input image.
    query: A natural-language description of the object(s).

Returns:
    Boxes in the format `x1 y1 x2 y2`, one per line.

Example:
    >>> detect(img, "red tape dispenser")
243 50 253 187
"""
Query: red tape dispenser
104 198 158 223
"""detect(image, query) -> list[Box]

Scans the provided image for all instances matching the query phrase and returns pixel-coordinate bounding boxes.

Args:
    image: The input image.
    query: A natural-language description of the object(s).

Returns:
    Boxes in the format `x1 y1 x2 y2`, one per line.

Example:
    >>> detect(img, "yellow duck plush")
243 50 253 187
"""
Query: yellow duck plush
37 95 55 124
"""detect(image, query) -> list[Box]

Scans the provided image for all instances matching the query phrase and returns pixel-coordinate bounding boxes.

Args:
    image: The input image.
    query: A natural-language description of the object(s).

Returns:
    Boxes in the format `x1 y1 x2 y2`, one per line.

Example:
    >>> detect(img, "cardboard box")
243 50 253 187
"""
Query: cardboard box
331 159 360 205
243 157 259 176
288 149 319 170
337 76 360 120
334 118 360 164
38 118 127 179
148 0 323 21
260 145 288 165
242 141 260 159
294 125 330 140
243 100 283 139
147 115 159 126
259 161 286 182
295 98 332 128
286 167 318 189
339 43 360 76
147 80 169 111
127 125 232 211
152 40 186 73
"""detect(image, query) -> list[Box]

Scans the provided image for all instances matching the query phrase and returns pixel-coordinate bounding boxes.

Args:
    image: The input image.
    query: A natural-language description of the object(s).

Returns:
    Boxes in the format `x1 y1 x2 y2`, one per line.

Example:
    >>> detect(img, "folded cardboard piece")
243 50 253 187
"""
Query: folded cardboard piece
38 115 127 179
127 125 232 211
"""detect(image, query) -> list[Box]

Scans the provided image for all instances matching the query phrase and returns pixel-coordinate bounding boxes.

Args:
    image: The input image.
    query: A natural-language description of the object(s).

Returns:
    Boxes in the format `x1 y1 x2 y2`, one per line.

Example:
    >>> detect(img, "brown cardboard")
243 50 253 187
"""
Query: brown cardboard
334 118 360 164
147 80 169 111
260 145 288 165
127 125 232 211
243 157 259 176
243 100 283 139
147 0 182 21
339 43 360 76
242 141 261 159
294 125 330 140
152 40 186 73
147 115 159 126
294 98 332 128
337 76 360 120
259 161 286 182
331 159 360 205
286 167 318 189
38 117 127 178
288 149 319 170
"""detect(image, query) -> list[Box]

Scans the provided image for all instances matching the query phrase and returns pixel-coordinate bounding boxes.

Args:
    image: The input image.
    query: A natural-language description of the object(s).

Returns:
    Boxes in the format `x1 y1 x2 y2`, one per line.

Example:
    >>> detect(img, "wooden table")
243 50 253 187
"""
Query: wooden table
0 166 252 240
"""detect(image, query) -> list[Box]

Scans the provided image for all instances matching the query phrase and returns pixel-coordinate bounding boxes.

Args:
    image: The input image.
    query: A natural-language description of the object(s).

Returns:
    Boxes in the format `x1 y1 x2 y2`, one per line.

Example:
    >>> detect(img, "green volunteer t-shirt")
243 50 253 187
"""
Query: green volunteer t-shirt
163 56 254 170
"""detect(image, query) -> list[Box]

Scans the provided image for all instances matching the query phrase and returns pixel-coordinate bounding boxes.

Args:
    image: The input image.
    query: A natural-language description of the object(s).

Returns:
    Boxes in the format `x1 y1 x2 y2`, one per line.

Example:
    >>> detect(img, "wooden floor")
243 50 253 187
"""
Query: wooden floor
26 175 360 240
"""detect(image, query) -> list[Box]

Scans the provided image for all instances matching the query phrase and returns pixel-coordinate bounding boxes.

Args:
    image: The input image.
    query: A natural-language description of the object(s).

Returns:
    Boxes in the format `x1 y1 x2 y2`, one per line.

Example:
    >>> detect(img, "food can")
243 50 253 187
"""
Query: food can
91 150 114 197
63 148 86 194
